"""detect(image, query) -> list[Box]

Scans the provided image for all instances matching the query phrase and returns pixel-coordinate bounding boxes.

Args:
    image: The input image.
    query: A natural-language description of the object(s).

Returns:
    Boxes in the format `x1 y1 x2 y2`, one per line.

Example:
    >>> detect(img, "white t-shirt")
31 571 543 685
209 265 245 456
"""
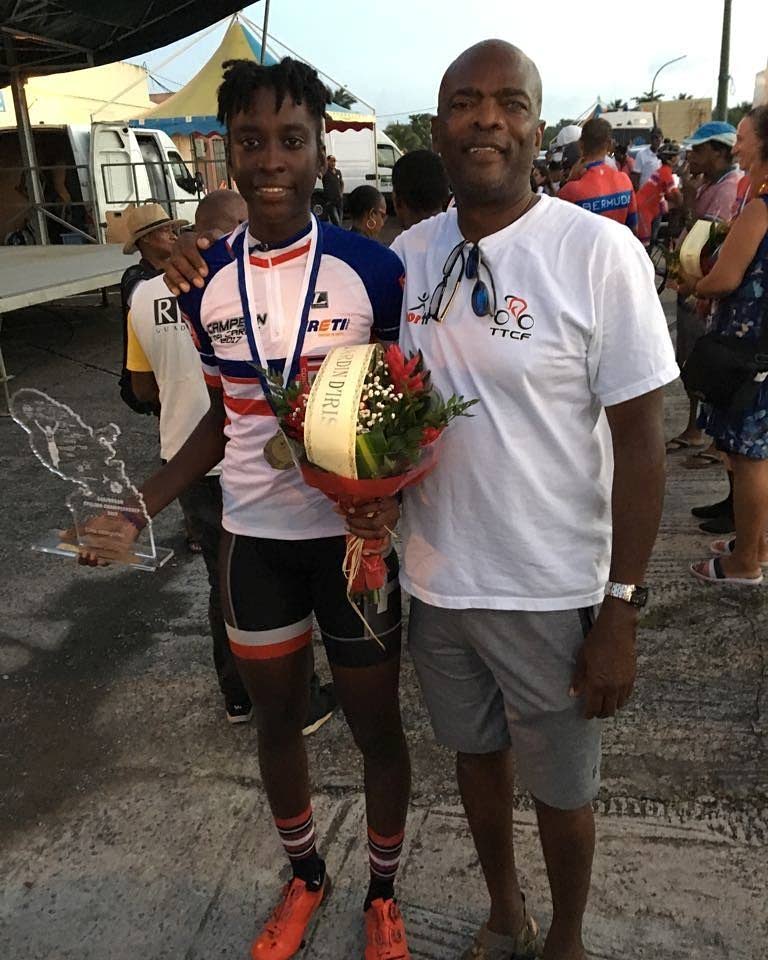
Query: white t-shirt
179 220 404 539
633 146 661 187
391 198 678 611
127 274 220 473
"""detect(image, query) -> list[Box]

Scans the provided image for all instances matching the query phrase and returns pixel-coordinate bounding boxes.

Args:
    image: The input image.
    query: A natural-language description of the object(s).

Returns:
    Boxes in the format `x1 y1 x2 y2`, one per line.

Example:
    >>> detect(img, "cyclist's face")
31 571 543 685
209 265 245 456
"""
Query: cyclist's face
228 89 325 241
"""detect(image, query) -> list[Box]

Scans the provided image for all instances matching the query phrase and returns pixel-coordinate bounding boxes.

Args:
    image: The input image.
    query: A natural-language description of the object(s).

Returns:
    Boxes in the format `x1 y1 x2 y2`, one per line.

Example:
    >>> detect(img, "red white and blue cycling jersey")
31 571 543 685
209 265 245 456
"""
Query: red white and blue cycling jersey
557 160 638 230
179 218 404 540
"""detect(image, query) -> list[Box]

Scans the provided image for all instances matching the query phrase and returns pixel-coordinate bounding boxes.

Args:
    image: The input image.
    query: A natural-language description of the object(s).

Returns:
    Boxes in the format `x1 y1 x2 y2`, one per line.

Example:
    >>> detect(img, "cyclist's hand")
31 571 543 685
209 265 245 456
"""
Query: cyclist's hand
75 513 141 567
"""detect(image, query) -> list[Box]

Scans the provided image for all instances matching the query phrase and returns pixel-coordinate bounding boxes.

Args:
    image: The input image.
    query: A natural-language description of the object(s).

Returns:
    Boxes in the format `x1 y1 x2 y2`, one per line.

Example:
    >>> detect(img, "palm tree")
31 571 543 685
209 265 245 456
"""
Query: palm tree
676 92 693 100
635 90 663 102
607 98 628 111
331 87 356 109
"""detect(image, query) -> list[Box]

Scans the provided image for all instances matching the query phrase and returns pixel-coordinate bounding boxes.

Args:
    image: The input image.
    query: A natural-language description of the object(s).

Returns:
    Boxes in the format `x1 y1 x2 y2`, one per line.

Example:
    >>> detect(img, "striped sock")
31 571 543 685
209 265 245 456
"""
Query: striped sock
275 806 324 888
366 827 404 907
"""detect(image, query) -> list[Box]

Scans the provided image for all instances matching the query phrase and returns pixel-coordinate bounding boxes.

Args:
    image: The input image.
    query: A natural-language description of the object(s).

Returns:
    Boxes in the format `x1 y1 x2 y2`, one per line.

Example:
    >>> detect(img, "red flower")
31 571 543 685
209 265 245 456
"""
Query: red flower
384 344 426 394
420 426 443 446
284 385 310 439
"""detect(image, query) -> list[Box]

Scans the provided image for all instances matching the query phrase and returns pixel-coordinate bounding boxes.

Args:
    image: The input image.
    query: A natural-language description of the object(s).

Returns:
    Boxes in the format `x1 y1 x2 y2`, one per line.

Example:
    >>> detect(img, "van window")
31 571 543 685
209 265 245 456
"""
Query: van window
168 151 196 193
377 144 396 170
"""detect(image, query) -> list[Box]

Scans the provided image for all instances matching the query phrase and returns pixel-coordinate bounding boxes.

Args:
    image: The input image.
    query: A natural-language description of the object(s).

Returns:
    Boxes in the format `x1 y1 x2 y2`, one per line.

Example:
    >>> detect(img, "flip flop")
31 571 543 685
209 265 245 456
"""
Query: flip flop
690 556 764 586
666 437 708 452
683 451 721 470
710 538 768 567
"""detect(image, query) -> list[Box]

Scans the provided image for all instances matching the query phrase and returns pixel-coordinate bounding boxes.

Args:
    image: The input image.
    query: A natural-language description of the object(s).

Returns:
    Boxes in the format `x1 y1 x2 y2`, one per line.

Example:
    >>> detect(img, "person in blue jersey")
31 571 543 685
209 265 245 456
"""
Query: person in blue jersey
104 58 413 960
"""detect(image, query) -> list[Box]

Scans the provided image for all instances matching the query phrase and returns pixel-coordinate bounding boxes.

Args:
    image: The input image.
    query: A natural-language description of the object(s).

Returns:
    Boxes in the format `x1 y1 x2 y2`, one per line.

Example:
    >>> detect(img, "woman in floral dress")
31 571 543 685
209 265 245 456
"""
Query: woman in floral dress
688 106 768 585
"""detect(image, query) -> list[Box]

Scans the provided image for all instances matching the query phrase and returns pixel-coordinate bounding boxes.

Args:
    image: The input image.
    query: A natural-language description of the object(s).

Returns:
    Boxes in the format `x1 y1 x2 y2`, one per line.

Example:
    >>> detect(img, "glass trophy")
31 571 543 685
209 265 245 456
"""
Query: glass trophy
10 388 173 571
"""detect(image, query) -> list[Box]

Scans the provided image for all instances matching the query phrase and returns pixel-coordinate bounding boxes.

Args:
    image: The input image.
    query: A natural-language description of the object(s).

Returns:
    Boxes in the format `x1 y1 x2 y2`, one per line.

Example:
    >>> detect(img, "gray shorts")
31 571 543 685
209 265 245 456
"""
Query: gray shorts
408 599 602 810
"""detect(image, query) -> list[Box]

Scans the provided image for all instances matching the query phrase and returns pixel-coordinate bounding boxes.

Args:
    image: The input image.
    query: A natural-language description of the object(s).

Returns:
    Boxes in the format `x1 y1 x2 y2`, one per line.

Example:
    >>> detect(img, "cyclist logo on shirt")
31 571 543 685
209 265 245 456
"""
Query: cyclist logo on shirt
489 294 535 340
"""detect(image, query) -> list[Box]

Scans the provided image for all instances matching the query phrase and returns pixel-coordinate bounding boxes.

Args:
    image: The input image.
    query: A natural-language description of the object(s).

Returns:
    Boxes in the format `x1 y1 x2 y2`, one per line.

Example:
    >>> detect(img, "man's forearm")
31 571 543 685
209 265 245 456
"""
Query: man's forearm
140 406 225 518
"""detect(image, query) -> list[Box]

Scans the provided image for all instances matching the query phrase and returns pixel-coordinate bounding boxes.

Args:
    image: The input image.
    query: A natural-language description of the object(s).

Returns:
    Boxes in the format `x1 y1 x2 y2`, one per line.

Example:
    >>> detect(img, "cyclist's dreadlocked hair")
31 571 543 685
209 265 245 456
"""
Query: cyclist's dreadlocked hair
217 57 330 143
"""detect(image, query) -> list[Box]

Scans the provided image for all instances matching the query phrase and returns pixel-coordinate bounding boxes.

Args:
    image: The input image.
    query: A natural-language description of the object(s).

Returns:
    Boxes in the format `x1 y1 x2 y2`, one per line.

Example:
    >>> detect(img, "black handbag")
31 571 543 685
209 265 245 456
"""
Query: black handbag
681 320 768 411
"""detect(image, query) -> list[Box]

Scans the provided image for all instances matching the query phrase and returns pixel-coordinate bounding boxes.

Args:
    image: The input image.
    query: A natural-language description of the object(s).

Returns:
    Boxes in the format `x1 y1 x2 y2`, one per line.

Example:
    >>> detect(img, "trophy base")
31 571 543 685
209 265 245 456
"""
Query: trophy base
32 530 174 572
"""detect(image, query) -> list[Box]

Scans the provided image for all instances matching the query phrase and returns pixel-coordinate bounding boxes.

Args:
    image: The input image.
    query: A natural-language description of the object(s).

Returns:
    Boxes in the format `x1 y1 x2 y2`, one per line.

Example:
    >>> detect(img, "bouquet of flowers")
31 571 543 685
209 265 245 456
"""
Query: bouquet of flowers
263 343 477 613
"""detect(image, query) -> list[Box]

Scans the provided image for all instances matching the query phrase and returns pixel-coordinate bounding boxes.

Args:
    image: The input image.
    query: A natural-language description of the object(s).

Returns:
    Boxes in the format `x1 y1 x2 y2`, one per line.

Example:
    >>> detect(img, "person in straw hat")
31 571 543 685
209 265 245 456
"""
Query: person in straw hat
117 204 190 422
121 200 188 263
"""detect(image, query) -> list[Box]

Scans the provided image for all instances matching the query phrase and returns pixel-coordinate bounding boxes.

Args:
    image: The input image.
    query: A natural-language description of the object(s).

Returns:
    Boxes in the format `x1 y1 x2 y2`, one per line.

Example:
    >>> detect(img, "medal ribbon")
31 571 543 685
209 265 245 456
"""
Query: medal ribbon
234 215 324 415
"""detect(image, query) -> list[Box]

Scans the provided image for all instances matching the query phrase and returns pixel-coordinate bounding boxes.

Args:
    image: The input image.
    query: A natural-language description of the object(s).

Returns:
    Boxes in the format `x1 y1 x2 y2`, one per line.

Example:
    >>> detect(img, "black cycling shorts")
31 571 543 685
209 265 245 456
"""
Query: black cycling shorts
220 533 401 669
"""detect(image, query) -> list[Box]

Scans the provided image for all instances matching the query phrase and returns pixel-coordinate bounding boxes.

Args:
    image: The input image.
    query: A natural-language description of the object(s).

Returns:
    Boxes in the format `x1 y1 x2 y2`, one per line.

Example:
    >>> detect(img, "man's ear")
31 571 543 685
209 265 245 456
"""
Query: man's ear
431 115 441 154
534 121 545 152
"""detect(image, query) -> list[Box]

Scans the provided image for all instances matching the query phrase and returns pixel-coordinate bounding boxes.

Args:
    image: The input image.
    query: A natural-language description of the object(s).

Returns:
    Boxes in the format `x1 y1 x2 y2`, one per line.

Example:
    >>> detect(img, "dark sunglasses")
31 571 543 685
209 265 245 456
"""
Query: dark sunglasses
427 241 497 322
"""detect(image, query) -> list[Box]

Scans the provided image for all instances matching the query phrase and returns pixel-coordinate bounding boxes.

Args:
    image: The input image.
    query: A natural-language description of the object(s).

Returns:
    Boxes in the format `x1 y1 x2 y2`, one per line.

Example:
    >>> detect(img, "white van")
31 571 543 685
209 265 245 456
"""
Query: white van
0 122 200 245
599 110 656 147
320 126 403 205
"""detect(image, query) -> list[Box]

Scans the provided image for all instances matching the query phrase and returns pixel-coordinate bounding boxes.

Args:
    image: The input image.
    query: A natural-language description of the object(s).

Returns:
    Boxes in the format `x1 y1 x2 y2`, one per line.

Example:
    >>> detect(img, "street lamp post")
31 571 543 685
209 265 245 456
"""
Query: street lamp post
650 54 687 101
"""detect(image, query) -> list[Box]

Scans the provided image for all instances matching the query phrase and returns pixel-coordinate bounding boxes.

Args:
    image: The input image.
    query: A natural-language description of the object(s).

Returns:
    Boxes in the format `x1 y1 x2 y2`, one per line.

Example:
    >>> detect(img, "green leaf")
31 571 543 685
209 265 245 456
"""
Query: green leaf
356 429 387 478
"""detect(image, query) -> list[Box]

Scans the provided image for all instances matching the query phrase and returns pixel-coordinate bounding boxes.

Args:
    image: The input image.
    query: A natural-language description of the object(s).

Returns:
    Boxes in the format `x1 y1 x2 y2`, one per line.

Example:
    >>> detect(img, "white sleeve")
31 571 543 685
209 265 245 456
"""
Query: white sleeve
588 234 679 407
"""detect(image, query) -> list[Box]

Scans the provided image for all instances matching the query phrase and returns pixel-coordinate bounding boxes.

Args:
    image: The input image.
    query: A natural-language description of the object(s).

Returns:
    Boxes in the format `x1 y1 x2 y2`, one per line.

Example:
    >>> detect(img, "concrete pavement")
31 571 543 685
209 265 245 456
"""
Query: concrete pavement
0 292 766 959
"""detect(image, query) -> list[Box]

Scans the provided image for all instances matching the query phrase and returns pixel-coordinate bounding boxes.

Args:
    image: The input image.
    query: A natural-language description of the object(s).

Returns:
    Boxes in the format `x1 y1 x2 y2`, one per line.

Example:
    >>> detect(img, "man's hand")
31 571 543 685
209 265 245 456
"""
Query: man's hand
570 599 638 719
340 496 400 542
164 230 220 296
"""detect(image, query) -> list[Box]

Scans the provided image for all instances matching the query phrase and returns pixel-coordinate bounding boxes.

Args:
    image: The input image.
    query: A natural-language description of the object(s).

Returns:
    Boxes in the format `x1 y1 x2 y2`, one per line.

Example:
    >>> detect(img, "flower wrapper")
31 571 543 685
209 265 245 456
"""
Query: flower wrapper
300 444 437 595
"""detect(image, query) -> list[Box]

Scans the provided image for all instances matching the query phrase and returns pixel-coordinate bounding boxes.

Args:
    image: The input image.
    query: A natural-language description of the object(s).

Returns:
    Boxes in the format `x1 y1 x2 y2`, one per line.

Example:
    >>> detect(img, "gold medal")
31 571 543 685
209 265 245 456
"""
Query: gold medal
263 431 295 470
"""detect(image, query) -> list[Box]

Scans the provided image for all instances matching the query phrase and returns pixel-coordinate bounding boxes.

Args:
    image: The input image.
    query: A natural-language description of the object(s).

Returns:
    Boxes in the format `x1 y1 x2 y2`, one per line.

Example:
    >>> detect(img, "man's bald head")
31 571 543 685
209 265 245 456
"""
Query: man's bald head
438 40 542 118
194 189 248 234
432 40 544 218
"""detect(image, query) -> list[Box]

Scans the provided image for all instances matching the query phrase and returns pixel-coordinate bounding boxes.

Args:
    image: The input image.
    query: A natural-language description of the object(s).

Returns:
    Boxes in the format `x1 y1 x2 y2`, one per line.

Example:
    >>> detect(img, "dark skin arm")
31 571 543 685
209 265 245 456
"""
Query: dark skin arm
141 386 226 517
130 370 159 406
571 388 666 718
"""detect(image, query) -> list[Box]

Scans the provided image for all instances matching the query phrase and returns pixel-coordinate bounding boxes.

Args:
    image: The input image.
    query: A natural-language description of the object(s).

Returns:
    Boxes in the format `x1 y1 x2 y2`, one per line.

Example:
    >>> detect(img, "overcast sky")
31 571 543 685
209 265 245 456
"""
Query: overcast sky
133 1 767 123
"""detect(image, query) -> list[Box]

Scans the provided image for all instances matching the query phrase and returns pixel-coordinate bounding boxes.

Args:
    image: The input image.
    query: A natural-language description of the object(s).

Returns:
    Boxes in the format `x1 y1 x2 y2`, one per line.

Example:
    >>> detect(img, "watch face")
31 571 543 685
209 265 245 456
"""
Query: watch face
632 586 649 608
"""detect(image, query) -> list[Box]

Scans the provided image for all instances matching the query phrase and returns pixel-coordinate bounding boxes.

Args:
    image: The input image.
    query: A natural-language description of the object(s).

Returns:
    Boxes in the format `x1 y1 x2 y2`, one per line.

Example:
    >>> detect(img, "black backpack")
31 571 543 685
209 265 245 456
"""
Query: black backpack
119 262 161 416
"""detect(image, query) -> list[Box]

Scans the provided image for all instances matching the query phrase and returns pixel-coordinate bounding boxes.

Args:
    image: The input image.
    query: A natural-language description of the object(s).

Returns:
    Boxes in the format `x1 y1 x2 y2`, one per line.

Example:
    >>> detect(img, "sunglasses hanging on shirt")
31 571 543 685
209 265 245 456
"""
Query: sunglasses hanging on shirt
427 241 498 323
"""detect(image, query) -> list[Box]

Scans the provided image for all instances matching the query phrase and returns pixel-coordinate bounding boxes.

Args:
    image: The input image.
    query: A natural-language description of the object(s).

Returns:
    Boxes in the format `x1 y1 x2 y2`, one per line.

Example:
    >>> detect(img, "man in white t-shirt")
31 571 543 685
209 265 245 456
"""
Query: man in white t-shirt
379 41 676 960
631 127 663 190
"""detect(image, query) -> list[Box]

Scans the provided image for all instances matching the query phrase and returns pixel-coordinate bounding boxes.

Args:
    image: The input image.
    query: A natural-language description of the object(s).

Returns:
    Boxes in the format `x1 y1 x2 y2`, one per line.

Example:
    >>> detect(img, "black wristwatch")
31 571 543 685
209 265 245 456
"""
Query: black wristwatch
604 582 649 608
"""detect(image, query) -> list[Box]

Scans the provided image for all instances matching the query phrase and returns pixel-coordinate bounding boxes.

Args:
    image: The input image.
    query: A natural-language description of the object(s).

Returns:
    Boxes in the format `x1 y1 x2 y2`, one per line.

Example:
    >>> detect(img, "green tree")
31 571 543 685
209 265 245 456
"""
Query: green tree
676 92 693 100
607 98 628 111
331 87 356 109
634 90 663 103
727 100 752 127
383 113 434 152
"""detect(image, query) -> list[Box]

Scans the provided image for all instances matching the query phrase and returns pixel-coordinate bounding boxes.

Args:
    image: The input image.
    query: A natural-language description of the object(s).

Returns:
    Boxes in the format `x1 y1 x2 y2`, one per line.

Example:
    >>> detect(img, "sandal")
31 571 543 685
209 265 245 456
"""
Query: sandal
683 450 721 470
665 436 708 452
690 557 763 586
185 537 203 554
710 539 768 567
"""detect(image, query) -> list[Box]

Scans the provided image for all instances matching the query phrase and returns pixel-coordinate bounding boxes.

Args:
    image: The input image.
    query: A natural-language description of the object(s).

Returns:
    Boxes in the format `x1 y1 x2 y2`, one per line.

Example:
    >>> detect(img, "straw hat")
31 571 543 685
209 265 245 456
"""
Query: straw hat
122 203 189 254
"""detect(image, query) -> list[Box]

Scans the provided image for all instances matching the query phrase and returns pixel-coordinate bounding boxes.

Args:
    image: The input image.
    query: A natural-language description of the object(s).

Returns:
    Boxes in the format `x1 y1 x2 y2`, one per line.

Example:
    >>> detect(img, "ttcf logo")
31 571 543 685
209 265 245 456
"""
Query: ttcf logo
490 294 535 340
